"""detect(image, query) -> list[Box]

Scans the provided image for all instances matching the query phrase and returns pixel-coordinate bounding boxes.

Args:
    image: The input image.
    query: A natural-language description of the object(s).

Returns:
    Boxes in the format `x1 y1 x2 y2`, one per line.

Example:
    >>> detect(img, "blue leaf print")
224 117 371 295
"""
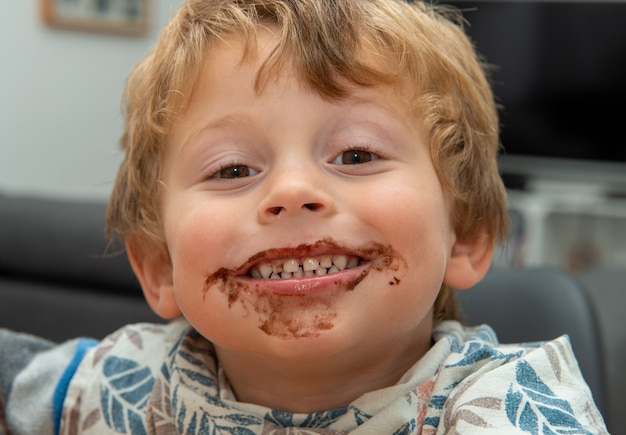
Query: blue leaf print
536 405 584 429
265 410 294 427
178 347 212 370
264 408 347 429
519 402 539 435
525 389 573 412
187 412 197 433
128 411 146 435
176 399 187 433
199 413 210 433
447 343 521 368
504 361 592 435
423 416 440 428
100 356 154 435
516 360 556 397
505 387 523 425
541 422 558 435
179 367 217 389
215 427 257 435
301 408 348 428
447 346 495 367
160 362 171 383
223 414 263 426
392 418 416 435
185 410 258 435
349 406 372 425
429 395 447 410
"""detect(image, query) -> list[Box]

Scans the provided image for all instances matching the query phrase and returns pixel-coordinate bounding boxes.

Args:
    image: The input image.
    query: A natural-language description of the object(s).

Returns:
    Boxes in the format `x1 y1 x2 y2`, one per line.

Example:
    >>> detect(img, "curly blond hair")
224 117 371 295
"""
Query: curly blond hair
107 0 509 322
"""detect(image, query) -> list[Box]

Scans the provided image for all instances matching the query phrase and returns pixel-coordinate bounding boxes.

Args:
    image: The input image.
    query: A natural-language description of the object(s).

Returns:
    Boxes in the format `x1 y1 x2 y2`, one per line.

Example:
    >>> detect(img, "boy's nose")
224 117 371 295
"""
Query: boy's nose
257 170 335 222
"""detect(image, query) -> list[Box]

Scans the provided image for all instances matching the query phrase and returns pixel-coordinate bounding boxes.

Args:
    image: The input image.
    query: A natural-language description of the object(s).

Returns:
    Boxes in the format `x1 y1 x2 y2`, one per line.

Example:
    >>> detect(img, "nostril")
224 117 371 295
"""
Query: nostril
303 203 323 211
264 203 323 217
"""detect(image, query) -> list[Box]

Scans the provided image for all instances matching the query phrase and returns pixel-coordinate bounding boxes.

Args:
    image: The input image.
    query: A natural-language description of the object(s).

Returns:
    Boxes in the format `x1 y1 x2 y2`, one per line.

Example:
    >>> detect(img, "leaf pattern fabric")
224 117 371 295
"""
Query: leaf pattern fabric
59 320 608 434
505 360 594 434
99 356 154 435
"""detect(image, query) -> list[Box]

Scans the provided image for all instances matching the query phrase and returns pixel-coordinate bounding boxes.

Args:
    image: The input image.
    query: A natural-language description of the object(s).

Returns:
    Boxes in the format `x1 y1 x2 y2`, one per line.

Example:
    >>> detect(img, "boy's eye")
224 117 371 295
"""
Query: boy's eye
213 164 258 179
333 150 378 165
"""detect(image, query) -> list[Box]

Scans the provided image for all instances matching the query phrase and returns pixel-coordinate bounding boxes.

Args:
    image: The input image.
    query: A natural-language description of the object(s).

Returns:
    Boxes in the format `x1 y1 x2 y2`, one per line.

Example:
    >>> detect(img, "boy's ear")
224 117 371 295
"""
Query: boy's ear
443 233 495 290
126 241 182 319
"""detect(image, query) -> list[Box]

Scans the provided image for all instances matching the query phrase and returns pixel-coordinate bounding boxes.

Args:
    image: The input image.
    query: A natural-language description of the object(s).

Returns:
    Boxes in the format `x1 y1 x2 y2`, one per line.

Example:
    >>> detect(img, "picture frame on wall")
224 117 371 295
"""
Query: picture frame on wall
41 0 150 36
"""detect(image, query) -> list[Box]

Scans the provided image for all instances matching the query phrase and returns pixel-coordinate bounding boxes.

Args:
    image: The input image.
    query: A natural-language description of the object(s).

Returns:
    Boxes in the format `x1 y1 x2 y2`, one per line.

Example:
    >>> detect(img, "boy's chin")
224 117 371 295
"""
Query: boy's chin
250 313 355 357
206 313 362 362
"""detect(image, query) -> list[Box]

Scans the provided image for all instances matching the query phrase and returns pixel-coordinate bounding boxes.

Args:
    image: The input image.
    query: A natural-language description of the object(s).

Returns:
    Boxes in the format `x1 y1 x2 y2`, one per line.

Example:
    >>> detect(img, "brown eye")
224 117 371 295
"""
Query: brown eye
216 165 255 179
338 150 376 165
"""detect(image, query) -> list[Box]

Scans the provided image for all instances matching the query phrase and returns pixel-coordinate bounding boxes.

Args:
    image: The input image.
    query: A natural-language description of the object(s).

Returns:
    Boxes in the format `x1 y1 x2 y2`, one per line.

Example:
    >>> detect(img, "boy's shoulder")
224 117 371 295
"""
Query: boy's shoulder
67 318 192 386
419 321 608 434
60 319 212 434
0 328 97 435
0 322 190 435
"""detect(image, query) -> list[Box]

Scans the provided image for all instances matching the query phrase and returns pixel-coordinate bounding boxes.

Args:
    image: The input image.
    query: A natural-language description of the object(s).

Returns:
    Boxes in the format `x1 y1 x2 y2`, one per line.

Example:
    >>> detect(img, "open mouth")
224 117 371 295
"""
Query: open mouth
248 254 362 279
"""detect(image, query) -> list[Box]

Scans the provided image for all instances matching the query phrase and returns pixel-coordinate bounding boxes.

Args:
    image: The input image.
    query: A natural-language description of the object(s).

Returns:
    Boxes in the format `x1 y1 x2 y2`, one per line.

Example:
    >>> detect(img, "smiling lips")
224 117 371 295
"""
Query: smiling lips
249 254 361 279
204 239 401 302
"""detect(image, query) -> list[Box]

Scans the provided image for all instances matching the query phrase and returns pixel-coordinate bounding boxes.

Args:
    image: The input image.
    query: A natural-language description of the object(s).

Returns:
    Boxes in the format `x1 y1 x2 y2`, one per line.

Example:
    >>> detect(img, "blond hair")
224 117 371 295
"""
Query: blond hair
107 0 509 322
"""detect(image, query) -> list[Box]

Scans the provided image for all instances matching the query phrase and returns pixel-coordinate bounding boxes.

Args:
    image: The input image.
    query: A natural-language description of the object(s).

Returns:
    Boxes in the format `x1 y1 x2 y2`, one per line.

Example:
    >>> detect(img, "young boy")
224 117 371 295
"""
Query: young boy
0 0 608 433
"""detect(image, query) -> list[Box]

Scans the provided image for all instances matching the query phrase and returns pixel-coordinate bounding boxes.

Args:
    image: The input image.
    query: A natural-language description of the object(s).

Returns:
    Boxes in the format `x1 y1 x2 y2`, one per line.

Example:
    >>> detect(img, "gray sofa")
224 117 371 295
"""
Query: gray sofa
0 194 162 342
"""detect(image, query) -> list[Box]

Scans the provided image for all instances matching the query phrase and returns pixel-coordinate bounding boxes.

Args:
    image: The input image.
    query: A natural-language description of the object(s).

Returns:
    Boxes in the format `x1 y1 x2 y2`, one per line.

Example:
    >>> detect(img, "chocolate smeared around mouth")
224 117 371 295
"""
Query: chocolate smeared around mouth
202 238 405 339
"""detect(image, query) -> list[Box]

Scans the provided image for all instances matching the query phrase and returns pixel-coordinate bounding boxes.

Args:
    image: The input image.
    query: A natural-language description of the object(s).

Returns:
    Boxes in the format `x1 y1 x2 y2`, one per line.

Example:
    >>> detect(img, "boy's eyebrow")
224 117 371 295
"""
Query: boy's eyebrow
174 92 411 158
177 113 251 157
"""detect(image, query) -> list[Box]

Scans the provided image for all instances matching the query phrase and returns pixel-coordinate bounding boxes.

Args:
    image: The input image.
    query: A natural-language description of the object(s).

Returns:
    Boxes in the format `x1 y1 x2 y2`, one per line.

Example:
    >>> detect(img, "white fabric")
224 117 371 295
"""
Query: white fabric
8 339 79 435
60 320 608 434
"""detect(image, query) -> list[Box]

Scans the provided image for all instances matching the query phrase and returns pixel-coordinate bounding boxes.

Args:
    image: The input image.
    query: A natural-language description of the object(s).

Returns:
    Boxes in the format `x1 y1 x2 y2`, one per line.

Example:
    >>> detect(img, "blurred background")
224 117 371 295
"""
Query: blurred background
0 0 624 433
450 2 626 432
0 0 184 199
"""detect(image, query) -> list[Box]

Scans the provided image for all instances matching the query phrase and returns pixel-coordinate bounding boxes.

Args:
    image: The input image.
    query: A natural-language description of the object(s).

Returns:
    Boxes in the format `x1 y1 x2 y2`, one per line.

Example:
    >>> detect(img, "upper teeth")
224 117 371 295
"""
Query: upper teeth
249 254 360 279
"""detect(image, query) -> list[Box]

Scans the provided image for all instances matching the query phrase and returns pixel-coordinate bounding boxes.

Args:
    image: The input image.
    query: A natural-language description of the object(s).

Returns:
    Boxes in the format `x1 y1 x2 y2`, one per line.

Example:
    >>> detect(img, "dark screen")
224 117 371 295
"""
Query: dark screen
444 1 626 164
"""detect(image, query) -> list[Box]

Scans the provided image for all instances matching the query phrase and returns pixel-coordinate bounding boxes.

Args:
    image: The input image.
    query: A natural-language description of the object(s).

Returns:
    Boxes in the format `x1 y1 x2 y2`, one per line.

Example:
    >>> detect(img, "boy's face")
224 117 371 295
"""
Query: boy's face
139 30 487 363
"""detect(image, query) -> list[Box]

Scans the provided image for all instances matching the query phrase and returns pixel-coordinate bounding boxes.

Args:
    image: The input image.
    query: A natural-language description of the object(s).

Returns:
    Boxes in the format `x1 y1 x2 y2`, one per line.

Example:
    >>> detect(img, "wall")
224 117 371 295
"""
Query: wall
0 0 183 200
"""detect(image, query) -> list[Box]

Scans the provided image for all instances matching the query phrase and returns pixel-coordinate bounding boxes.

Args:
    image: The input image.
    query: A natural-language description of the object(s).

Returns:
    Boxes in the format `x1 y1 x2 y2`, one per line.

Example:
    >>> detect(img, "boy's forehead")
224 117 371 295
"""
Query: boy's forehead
166 31 423 153
191 26 413 102
157 0 449 129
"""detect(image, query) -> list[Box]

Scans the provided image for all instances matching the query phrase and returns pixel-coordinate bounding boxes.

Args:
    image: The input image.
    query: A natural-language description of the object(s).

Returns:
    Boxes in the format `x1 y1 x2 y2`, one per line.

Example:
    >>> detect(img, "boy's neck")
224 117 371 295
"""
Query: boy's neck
214 327 433 413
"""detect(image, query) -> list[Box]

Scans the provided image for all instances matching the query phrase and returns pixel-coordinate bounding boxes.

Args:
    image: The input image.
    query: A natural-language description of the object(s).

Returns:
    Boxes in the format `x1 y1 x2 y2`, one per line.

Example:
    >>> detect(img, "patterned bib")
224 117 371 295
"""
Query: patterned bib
60 320 607 434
